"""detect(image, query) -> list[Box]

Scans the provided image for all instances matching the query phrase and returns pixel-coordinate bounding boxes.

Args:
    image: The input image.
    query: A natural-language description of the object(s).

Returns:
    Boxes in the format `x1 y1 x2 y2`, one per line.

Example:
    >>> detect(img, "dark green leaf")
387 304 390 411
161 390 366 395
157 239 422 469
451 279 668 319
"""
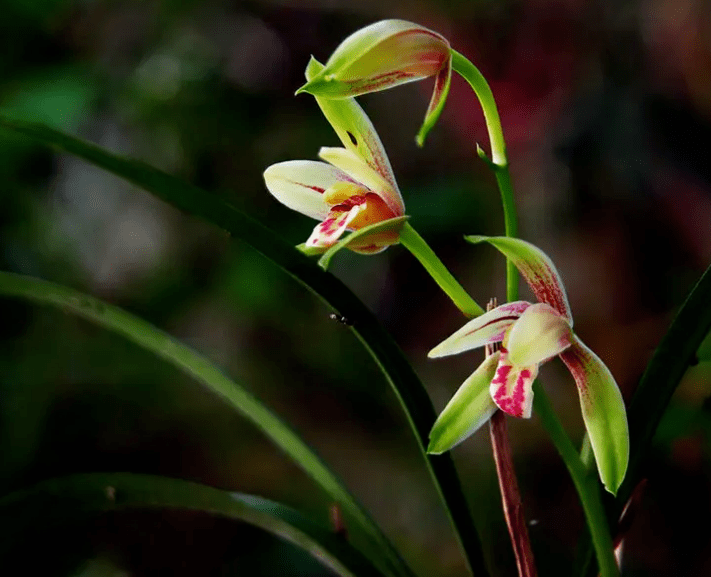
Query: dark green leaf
0 472 386 577
0 117 489 577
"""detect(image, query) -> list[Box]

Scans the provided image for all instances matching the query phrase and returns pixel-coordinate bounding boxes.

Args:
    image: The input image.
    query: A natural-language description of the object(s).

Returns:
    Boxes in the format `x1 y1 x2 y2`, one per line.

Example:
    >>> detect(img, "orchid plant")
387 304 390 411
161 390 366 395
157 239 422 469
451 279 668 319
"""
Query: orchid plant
427 236 628 495
2 14 709 577
278 18 631 577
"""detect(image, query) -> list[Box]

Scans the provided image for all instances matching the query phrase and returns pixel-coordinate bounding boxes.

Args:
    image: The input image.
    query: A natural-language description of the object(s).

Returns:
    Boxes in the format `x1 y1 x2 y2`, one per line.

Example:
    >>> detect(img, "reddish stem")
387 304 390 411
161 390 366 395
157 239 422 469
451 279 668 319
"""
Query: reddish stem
489 411 537 577
486 298 537 577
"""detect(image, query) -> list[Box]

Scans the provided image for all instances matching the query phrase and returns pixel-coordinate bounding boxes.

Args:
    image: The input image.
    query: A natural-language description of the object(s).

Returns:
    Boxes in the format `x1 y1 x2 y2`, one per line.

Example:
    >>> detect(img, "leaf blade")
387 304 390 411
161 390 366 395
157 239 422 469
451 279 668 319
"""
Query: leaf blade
0 472 387 577
0 116 490 577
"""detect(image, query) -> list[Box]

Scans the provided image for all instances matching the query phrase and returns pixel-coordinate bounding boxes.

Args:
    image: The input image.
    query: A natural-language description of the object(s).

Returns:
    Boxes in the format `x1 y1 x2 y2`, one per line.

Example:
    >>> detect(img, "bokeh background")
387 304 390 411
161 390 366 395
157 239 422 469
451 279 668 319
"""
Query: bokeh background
1 0 710 575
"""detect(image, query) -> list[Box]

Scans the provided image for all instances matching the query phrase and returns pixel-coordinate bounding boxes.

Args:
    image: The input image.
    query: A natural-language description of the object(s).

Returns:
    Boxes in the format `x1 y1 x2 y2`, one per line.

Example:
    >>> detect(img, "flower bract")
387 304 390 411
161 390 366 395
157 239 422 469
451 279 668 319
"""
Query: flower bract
263 58 405 254
428 236 629 495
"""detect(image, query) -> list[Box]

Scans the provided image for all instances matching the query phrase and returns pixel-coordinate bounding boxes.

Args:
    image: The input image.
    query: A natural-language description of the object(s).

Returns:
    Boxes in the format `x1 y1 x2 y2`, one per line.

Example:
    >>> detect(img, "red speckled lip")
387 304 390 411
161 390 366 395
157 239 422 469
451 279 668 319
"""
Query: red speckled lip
490 351 536 419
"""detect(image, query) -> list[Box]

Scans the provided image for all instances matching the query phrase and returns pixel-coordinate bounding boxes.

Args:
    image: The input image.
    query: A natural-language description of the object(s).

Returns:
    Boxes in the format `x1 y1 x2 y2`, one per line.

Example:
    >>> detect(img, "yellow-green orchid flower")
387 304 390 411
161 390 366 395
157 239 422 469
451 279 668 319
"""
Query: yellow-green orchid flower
296 19 452 146
428 236 629 495
264 58 405 254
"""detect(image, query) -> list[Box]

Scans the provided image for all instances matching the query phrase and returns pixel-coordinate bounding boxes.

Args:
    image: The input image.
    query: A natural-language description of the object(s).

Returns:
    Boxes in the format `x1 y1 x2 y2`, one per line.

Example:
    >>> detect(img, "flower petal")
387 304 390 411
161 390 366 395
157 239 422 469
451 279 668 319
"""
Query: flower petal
560 336 629 495
466 236 573 323
428 352 499 454
428 301 531 358
504 303 573 367
319 147 403 216
263 160 346 221
299 20 450 97
318 216 409 268
415 56 452 147
303 58 405 215
490 351 538 418
305 205 361 248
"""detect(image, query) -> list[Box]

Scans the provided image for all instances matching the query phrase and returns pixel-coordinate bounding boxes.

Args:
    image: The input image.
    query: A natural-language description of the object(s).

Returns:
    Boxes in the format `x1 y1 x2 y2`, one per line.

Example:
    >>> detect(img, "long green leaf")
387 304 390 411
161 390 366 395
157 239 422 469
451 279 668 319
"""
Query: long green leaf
0 271 402 577
0 472 386 577
0 117 489 576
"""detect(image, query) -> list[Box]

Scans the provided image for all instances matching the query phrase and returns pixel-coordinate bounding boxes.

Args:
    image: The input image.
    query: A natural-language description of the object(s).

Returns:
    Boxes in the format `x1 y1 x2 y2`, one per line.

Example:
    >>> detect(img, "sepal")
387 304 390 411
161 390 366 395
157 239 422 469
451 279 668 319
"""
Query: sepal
428 301 531 358
466 235 573 323
428 353 500 454
559 335 629 494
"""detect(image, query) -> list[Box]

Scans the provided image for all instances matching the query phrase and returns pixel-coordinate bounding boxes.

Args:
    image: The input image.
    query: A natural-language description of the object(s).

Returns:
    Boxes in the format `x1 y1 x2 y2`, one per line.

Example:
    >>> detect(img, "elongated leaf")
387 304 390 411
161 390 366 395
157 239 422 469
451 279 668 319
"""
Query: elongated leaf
0 117 490 577
0 271 401 577
0 472 385 577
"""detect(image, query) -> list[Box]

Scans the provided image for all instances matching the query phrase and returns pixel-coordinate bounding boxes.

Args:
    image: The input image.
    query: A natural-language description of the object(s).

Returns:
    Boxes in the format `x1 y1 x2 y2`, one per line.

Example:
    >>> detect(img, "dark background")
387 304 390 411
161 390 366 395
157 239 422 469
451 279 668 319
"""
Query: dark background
1 0 710 575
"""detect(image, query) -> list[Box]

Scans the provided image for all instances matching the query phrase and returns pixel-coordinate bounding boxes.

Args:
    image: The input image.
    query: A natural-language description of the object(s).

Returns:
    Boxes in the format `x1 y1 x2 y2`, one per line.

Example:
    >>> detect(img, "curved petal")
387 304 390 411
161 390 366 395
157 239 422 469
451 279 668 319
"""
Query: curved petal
560 336 629 495
305 205 361 248
303 58 404 213
263 160 344 220
466 236 573 323
319 147 403 216
490 350 538 418
416 56 452 147
427 352 499 454
504 303 573 367
318 216 409 267
428 301 531 358
299 21 449 97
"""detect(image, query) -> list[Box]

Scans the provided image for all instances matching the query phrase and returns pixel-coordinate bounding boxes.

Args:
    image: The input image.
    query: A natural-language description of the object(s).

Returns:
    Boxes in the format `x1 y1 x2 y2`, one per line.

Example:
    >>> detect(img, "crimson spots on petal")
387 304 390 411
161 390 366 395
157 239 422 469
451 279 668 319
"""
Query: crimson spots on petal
489 352 537 419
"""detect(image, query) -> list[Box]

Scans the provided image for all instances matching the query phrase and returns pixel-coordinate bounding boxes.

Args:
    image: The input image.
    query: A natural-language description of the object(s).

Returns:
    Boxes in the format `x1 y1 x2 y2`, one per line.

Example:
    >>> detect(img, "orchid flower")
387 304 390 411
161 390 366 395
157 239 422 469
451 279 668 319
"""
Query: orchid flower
263 58 406 254
428 236 629 494
296 19 452 146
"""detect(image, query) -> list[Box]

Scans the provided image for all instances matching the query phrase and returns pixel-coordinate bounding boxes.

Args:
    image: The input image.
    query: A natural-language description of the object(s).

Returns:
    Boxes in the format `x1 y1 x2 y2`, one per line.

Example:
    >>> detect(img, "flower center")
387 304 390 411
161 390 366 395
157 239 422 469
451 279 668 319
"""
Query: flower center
324 182 396 230
323 182 367 205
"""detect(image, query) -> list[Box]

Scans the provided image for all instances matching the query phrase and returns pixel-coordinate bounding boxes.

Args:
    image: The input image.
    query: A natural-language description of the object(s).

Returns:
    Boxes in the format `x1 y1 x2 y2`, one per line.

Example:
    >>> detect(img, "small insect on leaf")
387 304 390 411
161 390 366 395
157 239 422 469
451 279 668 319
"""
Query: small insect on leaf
329 312 353 326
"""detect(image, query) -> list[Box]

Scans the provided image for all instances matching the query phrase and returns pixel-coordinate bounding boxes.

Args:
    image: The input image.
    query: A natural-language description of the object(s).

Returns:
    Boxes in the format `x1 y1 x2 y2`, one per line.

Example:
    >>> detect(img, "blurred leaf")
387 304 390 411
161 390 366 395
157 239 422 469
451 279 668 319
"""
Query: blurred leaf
0 116 490 577
0 67 97 132
0 472 386 577
697 329 711 361
0 270 405 577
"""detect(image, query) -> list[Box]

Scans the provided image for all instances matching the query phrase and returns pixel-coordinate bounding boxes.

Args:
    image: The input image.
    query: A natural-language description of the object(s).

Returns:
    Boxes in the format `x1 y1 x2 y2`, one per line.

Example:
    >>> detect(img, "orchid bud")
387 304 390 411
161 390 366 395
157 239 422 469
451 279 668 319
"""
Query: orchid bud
297 20 452 146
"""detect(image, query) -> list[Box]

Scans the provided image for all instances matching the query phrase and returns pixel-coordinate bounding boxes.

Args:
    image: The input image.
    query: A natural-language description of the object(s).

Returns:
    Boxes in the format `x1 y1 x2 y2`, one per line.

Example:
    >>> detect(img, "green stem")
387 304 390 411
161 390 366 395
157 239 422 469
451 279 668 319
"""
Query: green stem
451 50 519 302
399 222 484 317
533 383 619 577
494 169 519 302
451 51 617 575
450 50 507 168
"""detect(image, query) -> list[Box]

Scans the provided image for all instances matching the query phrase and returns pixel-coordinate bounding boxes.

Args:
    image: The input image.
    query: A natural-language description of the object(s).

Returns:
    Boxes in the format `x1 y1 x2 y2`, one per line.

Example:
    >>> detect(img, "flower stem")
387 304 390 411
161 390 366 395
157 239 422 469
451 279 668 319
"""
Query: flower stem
399 222 484 317
451 49 617 575
450 50 519 302
450 50 507 167
485 298 537 577
489 411 538 577
532 383 620 577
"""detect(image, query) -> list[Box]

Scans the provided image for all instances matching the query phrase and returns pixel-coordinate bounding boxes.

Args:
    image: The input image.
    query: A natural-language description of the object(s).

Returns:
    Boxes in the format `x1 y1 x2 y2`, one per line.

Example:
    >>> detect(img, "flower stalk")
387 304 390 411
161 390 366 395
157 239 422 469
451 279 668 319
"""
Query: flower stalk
399 222 484 317
450 50 519 302
485 299 537 577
